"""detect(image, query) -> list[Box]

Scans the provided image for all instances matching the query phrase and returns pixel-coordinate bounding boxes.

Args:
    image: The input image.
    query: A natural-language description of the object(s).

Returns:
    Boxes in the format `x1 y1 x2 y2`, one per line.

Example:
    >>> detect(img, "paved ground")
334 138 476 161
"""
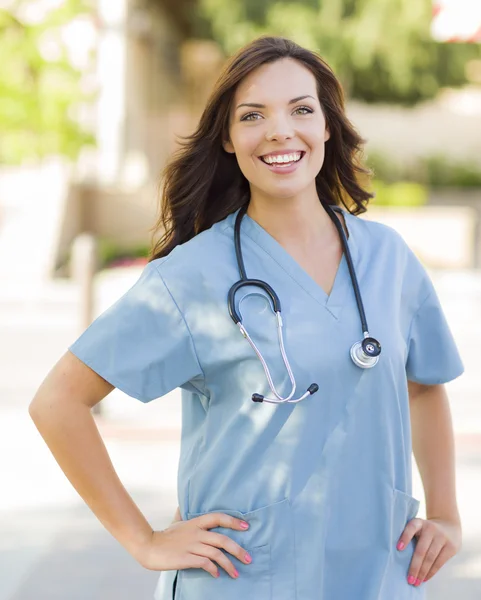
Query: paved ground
0 268 480 599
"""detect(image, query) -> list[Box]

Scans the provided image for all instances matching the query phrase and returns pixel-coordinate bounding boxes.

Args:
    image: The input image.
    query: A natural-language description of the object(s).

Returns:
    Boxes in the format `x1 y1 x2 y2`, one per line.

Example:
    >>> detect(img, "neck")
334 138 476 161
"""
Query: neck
246 189 334 246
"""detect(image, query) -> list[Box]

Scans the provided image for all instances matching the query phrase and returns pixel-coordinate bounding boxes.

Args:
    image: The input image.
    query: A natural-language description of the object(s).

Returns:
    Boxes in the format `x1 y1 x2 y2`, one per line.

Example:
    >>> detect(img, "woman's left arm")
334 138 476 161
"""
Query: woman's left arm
397 381 462 587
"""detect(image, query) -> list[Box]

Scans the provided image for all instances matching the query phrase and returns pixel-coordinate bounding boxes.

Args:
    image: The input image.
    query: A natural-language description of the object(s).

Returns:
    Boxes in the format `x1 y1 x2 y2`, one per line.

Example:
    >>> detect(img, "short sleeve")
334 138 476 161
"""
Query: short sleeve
68 261 204 402
405 284 464 385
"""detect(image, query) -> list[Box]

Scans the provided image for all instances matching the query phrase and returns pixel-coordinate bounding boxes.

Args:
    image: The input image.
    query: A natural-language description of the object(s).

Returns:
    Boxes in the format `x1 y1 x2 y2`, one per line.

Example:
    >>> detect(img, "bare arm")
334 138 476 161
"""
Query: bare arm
28 351 154 561
408 381 460 525
397 381 463 585
29 351 252 578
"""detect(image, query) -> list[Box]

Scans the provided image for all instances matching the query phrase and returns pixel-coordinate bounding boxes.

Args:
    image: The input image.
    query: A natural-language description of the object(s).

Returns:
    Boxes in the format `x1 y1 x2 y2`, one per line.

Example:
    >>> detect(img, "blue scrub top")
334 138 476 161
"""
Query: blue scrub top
69 207 464 600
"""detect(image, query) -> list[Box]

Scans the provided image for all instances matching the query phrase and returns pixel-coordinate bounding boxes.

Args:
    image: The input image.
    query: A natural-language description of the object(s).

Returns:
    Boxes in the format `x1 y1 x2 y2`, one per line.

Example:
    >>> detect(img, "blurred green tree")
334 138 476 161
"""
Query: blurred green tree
0 0 95 164
195 0 481 105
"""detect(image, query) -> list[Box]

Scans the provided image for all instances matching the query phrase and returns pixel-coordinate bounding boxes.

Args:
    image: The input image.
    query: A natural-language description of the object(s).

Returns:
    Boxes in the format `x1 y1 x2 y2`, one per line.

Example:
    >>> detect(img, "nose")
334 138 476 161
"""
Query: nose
265 115 294 142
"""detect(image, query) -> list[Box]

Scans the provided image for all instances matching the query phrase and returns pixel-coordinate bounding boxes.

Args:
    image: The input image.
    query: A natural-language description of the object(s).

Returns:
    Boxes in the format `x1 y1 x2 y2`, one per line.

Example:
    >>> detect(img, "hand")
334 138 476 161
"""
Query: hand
135 513 252 579
397 517 462 586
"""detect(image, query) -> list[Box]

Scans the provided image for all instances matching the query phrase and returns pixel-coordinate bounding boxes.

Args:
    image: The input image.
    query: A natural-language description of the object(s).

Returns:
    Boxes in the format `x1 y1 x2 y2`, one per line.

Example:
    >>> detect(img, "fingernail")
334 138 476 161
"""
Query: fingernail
397 541 405 551
240 521 249 529
245 552 252 563
233 569 239 578
415 579 422 586
407 575 416 585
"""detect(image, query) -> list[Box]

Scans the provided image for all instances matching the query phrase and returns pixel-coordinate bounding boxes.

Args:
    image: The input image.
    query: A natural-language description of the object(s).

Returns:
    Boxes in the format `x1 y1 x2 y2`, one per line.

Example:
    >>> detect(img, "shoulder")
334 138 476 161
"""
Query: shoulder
347 208 420 272
349 209 434 305
348 209 408 252
148 213 235 282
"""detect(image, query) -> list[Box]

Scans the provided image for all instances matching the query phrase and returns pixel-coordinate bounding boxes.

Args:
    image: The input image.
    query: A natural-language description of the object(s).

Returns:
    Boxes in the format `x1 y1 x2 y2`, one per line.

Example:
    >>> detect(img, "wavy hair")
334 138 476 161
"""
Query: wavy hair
149 36 373 261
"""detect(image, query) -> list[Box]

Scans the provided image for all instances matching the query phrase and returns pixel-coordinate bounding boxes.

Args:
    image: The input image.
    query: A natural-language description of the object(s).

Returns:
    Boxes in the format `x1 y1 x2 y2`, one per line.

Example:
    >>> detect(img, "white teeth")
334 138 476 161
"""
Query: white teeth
262 152 302 164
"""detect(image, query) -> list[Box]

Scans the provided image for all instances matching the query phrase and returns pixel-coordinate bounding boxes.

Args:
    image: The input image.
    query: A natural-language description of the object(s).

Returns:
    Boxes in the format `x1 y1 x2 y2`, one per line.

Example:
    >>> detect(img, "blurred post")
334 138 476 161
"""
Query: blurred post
70 233 100 414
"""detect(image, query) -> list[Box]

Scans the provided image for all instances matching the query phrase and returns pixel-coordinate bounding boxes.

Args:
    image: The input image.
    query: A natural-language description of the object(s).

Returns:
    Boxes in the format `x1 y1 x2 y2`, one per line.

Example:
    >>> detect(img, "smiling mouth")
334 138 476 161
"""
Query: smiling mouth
259 151 306 168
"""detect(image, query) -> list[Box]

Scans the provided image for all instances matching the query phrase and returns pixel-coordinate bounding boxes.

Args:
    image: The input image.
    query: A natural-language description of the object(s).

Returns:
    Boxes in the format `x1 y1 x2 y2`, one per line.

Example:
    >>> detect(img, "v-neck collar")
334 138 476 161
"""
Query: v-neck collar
224 206 359 320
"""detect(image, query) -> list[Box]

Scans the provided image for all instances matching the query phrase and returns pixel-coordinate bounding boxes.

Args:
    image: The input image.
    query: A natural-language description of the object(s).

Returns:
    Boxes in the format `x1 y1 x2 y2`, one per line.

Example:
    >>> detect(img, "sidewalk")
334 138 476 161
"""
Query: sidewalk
0 268 480 599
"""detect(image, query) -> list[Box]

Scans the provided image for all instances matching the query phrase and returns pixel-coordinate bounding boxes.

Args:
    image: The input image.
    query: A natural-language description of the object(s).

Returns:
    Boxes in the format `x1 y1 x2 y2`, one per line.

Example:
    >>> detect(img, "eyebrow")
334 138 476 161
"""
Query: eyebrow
235 94 316 111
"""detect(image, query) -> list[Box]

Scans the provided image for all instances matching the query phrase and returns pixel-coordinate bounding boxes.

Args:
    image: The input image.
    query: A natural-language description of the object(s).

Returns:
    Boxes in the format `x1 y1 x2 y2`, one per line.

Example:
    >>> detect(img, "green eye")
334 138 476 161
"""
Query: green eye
241 112 261 122
240 106 313 122
294 106 313 115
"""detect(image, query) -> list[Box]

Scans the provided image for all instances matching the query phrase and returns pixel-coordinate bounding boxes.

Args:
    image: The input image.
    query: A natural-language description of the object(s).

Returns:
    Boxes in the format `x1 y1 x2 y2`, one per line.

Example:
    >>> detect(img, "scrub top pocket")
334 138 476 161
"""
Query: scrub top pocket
176 498 296 600
380 489 425 599
175 544 271 600
391 489 421 575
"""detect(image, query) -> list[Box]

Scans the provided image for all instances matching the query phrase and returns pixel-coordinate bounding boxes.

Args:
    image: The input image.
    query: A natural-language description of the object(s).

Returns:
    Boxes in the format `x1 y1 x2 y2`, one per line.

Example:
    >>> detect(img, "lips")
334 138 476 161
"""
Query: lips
259 151 305 165
257 151 306 174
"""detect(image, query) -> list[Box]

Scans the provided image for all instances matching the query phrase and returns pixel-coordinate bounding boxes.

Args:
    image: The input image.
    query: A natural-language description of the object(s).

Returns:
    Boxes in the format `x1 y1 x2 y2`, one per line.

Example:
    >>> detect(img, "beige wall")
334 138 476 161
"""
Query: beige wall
347 88 481 167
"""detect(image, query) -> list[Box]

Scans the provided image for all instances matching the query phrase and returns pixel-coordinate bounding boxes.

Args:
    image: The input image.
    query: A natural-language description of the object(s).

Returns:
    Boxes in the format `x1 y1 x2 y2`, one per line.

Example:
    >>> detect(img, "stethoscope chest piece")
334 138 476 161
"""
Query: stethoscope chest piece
350 337 382 369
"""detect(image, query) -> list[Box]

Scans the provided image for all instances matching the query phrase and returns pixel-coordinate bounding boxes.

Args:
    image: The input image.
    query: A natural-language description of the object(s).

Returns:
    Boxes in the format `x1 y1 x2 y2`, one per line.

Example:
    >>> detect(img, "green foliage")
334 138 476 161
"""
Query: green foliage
367 151 481 187
370 180 428 207
196 0 481 105
0 0 95 164
97 238 149 269
417 155 481 188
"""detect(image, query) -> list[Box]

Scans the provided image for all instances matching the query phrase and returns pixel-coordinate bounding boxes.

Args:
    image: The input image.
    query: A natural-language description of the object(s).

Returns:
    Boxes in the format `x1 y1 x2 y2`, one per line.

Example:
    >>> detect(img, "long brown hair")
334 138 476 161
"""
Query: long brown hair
149 36 373 261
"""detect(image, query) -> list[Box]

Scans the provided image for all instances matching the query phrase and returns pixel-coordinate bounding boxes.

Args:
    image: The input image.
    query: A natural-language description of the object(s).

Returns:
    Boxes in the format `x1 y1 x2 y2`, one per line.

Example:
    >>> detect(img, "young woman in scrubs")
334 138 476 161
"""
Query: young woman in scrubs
29 36 464 600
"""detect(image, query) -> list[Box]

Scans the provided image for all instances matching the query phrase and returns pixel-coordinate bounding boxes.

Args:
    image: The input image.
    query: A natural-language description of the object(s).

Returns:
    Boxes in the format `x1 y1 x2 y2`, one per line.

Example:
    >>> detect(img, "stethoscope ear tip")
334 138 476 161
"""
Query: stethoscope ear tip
252 393 264 403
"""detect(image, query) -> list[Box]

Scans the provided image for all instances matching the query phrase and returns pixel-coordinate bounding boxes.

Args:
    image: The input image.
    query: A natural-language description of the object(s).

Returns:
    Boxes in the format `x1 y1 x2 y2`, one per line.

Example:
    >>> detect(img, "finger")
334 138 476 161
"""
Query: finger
397 517 423 551
415 538 445 585
407 525 436 585
196 512 250 532
202 530 251 564
189 554 220 578
423 545 456 582
192 543 239 579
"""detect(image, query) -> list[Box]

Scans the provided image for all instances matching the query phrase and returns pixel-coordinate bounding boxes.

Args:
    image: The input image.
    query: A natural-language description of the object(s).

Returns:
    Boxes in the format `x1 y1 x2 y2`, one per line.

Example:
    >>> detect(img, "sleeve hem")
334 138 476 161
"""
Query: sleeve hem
407 366 465 386
68 345 152 403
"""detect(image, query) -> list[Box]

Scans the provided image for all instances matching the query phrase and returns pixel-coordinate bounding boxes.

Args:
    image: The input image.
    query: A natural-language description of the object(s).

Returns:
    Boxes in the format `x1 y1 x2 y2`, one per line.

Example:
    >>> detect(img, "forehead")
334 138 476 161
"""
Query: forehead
234 58 318 103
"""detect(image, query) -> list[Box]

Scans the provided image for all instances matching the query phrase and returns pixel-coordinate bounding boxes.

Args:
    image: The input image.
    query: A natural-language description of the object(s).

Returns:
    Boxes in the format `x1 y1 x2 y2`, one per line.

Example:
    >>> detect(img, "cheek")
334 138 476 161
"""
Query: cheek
305 131 328 168
233 134 263 175
303 123 327 151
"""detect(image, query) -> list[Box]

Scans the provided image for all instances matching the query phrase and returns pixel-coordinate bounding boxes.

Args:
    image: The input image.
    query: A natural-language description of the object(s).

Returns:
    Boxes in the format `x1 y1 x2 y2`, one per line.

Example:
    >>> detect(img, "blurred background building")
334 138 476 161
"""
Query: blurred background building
1 1 481 599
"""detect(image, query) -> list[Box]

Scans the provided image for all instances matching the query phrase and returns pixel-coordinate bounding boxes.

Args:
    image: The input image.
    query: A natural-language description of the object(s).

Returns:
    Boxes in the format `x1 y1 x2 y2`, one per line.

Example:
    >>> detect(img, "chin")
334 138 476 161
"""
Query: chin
263 183 309 200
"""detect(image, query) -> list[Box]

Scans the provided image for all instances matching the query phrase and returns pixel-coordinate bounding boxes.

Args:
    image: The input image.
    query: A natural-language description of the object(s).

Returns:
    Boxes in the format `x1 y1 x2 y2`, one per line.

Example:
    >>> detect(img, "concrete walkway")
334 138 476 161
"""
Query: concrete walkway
0 268 480 599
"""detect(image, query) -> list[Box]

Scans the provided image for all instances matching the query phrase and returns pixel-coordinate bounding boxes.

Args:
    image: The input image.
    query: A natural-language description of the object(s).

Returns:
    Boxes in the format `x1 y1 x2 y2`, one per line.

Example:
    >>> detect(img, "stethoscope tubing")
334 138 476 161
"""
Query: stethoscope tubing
228 203 381 403
323 203 368 334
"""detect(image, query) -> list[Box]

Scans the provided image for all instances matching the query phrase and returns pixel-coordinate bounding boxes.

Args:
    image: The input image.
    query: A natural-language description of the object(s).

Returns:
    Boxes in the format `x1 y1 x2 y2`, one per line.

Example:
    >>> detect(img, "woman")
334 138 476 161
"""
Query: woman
29 36 464 600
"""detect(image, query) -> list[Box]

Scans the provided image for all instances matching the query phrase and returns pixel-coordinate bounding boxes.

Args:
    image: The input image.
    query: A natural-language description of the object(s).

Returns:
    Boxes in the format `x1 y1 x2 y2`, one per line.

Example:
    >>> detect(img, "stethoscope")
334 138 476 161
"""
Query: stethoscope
227 203 382 404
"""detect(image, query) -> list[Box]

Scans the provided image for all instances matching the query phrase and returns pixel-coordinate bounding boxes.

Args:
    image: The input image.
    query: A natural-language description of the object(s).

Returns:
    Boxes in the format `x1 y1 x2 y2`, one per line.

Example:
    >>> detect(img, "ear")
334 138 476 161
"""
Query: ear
223 139 235 154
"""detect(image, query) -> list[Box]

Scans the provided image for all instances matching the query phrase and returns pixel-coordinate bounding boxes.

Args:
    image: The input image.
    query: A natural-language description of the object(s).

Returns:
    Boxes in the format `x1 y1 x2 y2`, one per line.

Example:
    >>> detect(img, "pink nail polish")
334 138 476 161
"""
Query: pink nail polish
407 575 415 585
233 569 239 578
415 579 422 586
240 521 249 529
245 553 252 563
397 541 405 551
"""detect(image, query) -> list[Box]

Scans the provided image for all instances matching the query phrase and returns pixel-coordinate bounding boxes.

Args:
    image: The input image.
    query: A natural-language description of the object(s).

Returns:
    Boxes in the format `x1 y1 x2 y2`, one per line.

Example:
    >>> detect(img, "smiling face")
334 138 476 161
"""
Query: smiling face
223 58 330 204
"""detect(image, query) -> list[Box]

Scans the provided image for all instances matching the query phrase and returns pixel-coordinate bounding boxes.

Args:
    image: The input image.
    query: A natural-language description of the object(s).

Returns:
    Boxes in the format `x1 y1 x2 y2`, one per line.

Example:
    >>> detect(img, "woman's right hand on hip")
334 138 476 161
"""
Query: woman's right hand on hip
136 513 252 579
